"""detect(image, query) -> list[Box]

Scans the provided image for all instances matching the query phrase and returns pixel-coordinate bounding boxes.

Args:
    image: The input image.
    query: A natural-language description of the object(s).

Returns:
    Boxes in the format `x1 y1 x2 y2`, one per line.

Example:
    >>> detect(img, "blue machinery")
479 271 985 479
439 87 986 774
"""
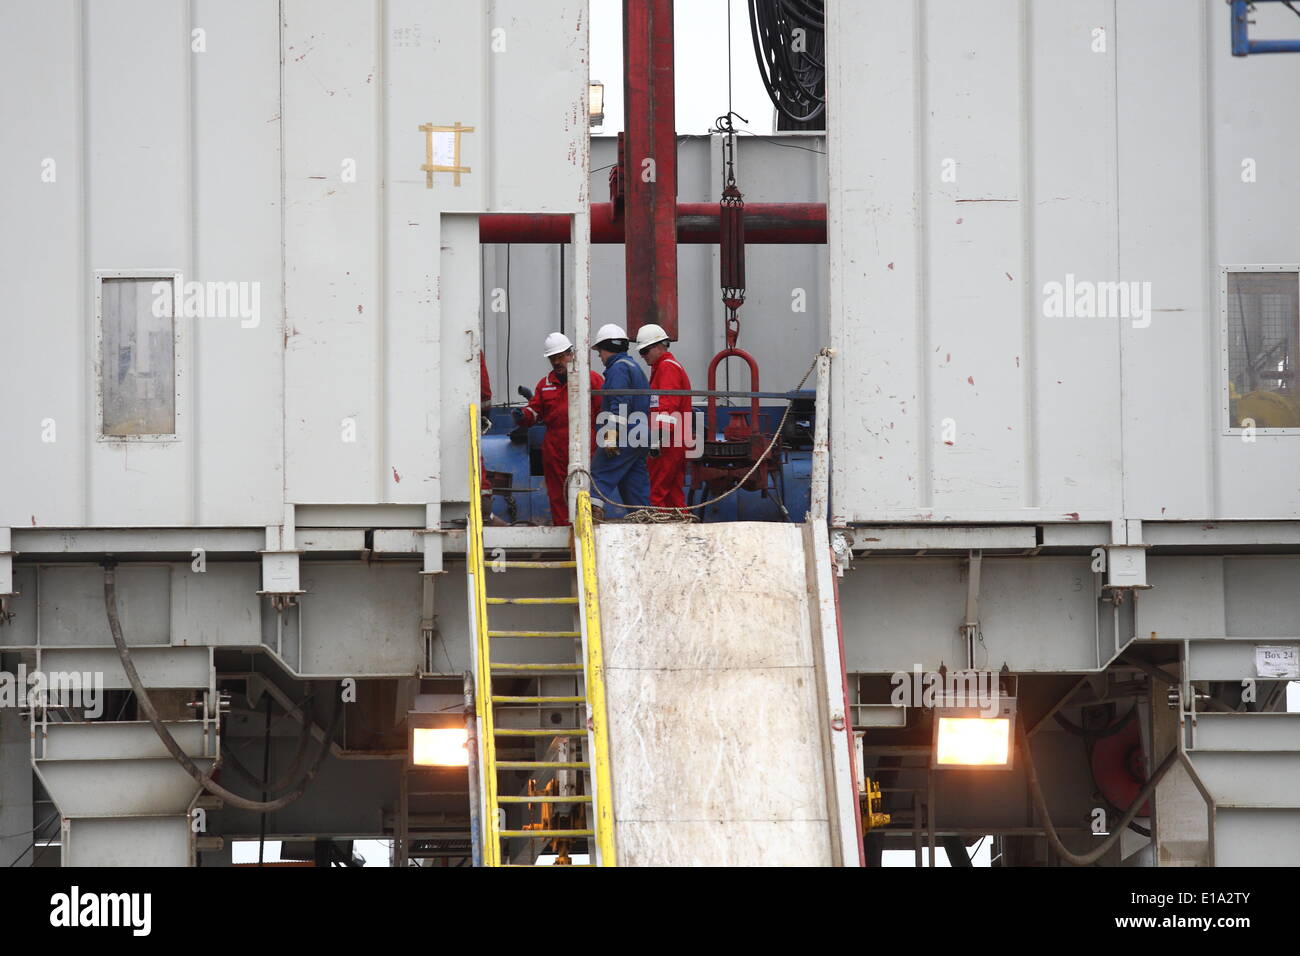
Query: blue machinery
481 398 815 525
1231 0 1300 56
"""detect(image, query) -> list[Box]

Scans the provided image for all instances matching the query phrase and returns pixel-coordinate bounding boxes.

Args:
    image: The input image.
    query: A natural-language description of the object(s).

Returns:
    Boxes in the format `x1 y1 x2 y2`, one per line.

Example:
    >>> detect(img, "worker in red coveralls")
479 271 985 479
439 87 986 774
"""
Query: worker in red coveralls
634 323 691 510
479 352 494 516
512 333 603 526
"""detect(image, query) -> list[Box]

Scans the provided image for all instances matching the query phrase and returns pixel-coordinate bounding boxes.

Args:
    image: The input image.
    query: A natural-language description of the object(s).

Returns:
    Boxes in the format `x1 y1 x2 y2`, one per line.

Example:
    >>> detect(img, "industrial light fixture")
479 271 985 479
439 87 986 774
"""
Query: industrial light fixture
589 82 605 128
408 711 469 768
931 697 1016 770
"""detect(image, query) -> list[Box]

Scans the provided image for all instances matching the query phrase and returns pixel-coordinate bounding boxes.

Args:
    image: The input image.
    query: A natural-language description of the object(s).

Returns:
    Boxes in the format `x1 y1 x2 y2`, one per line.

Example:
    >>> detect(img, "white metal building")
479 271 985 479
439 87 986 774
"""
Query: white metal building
0 0 1297 868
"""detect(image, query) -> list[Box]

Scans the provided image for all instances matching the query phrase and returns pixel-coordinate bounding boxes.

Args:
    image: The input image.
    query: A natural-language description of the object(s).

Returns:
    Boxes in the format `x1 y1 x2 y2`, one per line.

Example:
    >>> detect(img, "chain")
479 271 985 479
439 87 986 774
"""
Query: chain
713 111 747 189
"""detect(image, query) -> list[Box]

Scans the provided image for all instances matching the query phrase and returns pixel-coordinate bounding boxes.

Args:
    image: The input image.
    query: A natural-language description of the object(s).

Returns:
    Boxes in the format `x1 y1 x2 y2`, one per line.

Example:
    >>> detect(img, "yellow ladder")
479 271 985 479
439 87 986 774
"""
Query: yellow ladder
467 405 618 866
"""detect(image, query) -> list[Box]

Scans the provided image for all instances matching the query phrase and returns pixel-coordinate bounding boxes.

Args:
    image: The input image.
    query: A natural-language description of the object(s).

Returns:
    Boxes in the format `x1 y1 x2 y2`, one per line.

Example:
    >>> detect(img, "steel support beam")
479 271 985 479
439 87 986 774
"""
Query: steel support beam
479 202 827 245
622 0 677 337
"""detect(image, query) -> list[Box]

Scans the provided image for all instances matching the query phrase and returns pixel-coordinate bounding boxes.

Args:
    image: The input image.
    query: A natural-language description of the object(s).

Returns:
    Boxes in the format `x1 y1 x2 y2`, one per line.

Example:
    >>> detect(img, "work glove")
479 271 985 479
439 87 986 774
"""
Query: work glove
511 407 525 424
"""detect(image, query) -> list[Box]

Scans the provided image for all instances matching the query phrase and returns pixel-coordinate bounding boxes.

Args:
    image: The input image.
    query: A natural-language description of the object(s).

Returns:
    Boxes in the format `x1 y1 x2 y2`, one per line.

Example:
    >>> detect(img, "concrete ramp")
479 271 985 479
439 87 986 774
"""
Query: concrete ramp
594 521 860 866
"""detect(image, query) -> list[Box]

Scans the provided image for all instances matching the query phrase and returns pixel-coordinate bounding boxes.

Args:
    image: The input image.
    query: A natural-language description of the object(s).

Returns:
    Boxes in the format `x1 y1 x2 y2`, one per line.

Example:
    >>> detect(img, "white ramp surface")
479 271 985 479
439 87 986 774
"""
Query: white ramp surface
595 522 840 865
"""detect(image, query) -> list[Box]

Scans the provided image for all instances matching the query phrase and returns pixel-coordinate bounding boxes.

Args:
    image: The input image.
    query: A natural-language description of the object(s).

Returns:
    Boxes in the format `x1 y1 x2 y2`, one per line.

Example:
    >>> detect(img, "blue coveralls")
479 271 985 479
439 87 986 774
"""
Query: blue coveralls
591 351 651 517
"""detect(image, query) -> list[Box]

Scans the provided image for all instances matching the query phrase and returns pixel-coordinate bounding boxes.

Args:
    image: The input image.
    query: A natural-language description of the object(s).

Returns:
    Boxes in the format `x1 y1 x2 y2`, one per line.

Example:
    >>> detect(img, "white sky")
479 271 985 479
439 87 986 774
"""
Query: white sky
590 0 775 136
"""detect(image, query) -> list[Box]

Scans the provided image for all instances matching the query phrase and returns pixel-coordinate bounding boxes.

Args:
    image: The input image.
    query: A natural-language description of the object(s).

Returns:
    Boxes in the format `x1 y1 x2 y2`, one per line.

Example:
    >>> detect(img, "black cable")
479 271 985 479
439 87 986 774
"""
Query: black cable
748 0 826 124
505 243 512 403
0 811 58 842
29 822 59 868
734 128 826 154
5 814 60 868
1097 793 1153 839
728 0 734 121
258 692 272 867
1053 702 1153 840
104 564 341 813
114 690 134 721
1285 1 1300 21
223 692 318 794
1022 720 1177 866
1052 702 1138 739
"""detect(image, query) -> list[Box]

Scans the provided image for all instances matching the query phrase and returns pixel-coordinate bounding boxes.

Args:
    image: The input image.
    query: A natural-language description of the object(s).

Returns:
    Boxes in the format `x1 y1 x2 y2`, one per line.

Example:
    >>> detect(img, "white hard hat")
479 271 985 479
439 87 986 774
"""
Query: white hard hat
635 323 670 351
592 323 628 348
543 331 573 357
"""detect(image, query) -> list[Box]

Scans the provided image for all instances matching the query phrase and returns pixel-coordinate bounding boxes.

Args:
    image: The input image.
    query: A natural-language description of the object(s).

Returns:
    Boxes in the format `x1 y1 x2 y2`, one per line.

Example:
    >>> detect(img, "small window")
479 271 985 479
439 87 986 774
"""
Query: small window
97 276 177 437
1225 269 1300 429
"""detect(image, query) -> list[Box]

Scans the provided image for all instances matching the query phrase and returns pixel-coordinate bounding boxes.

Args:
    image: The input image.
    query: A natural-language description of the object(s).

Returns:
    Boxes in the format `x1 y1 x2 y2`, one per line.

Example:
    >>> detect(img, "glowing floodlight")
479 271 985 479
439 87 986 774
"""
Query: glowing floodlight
932 697 1016 770
408 710 470 768
412 728 469 767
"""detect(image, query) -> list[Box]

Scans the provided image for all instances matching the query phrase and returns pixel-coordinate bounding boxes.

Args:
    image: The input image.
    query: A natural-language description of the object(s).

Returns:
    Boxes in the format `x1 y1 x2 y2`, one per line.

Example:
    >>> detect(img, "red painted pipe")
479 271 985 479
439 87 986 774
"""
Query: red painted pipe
622 0 678 338
478 203 827 245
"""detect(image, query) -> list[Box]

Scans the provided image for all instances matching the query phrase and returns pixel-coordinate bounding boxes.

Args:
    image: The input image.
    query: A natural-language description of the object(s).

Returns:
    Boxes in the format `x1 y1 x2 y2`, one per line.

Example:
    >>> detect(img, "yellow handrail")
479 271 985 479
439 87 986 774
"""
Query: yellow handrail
467 403 501 866
575 490 619 866
469 405 615 866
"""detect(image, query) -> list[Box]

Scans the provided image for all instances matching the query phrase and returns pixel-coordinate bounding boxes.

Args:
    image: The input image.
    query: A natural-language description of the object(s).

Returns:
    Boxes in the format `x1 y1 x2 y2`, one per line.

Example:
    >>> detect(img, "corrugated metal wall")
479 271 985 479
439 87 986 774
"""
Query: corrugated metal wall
828 0 1300 523
0 0 588 528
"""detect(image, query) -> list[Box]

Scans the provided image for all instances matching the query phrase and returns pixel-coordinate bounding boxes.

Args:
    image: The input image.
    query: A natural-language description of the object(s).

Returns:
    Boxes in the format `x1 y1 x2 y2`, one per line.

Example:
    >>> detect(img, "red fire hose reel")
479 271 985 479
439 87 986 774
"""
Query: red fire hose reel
1091 712 1152 819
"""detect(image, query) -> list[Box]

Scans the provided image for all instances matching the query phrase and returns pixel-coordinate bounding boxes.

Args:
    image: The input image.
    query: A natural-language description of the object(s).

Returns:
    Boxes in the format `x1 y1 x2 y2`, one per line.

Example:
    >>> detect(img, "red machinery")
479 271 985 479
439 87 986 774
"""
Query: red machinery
686 113 783 506
691 347 783 503
1090 711 1152 819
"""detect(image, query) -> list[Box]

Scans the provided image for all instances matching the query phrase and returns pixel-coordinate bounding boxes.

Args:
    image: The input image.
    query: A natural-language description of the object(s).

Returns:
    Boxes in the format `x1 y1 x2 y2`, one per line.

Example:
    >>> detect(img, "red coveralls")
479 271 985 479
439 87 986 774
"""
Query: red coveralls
479 354 492 497
647 350 691 509
518 369 604 526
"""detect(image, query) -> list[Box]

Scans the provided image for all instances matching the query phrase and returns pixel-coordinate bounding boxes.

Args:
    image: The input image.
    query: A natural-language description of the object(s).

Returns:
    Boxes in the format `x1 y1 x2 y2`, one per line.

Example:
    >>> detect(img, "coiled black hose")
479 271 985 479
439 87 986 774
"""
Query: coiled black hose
749 0 826 124
104 563 340 813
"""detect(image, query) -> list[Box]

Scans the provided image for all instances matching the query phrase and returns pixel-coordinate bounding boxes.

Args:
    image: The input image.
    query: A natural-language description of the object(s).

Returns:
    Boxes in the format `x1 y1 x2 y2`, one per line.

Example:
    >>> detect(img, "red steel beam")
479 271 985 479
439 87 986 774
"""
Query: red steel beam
622 0 677 337
478 203 827 244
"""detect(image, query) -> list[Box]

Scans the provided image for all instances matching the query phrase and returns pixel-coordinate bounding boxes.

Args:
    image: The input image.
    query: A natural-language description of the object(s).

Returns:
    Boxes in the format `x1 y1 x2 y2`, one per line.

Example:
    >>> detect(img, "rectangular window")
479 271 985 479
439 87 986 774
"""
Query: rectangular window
99 276 176 437
1225 269 1299 429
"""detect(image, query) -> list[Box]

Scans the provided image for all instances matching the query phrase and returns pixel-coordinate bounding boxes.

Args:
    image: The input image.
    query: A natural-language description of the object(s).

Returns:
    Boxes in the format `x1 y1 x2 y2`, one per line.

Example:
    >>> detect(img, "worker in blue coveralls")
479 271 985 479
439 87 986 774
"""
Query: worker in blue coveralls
590 323 651 518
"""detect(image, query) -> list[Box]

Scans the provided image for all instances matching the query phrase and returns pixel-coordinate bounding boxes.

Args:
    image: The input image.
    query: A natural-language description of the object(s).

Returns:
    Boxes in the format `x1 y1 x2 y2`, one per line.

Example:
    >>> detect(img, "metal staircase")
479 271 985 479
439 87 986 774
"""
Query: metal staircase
1178 636 1300 866
467 406 617 866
